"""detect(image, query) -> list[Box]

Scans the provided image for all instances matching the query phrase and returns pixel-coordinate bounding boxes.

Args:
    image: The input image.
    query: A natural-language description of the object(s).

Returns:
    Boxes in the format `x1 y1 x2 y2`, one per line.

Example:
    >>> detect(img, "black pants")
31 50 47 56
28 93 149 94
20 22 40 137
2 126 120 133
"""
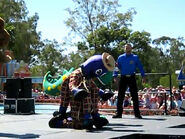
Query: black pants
116 75 141 116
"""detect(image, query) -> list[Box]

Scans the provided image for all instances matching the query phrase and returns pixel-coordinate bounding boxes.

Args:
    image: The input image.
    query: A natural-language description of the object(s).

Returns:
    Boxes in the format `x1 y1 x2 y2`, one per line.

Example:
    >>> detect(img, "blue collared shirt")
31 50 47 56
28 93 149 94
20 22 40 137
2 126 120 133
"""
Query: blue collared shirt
117 53 145 77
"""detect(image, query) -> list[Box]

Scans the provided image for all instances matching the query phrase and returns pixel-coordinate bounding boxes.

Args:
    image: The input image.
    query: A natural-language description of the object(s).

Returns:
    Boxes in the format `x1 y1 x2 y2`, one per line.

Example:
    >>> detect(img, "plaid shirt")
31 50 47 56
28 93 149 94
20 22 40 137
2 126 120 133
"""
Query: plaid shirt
60 68 100 128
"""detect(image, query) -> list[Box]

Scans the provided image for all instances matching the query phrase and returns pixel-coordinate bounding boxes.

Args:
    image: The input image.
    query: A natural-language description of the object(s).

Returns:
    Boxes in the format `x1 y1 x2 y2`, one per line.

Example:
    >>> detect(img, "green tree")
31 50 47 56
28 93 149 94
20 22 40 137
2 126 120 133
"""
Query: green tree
61 45 95 70
30 65 43 76
153 36 185 73
87 25 132 56
65 0 136 52
0 0 42 64
152 36 185 88
160 73 178 88
37 39 65 76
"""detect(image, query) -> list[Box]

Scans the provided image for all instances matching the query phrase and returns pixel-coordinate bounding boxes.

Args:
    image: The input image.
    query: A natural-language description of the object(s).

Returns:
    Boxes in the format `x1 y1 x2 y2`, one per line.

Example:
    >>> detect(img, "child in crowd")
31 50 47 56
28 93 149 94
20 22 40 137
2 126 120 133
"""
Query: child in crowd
143 93 151 108
150 97 157 109
156 94 164 109
174 91 182 109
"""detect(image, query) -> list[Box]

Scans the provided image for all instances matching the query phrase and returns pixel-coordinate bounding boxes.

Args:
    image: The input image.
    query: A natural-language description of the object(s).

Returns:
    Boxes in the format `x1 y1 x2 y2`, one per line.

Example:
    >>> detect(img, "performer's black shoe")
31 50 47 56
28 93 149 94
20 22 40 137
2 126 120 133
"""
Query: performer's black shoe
135 115 142 119
53 111 68 119
112 113 122 118
53 111 61 117
91 113 109 129
83 119 93 130
49 114 64 128
93 117 109 129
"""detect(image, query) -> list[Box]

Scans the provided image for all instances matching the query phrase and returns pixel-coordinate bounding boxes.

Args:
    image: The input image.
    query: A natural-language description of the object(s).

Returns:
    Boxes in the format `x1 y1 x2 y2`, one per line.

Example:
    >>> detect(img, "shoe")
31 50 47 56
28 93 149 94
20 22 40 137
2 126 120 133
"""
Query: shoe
135 115 142 119
48 114 64 128
112 113 122 118
91 113 109 129
83 113 93 130
93 117 109 129
53 111 60 117
83 119 93 130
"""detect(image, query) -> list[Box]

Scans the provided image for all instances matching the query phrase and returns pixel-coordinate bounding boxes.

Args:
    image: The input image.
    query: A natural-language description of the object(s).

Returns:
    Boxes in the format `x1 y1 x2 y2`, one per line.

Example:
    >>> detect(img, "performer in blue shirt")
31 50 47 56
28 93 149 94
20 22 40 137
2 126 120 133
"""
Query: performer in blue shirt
113 43 146 119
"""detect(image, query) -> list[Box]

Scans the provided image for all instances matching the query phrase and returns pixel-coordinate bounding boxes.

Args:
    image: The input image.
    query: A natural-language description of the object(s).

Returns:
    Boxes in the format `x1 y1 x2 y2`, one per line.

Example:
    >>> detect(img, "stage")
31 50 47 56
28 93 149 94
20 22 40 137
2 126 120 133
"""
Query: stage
0 113 185 139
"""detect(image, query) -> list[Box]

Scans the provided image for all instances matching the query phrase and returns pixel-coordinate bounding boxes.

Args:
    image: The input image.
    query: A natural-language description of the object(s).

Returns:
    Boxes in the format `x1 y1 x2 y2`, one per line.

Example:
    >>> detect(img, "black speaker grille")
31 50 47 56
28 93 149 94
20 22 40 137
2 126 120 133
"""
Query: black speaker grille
17 98 35 114
6 78 32 98
6 78 21 98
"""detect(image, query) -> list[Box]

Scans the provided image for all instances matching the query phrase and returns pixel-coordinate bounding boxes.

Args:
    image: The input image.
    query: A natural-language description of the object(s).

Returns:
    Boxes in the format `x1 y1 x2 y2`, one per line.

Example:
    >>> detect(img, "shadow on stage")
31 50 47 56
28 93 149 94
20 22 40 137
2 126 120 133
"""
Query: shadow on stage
122 117 166 121
0 133 40 138
87 117 167 133
87 123 144 133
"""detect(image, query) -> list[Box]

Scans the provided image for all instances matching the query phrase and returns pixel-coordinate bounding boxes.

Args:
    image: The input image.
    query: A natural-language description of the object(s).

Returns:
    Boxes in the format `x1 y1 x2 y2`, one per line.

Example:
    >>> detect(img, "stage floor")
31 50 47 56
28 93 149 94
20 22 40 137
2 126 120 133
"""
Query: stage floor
0 113 185 139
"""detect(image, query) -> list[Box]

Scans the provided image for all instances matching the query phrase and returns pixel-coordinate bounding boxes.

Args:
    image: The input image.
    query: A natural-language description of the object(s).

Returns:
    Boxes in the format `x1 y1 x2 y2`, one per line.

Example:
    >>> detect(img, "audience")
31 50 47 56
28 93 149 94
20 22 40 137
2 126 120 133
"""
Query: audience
1 84 185 111
104 85 184 112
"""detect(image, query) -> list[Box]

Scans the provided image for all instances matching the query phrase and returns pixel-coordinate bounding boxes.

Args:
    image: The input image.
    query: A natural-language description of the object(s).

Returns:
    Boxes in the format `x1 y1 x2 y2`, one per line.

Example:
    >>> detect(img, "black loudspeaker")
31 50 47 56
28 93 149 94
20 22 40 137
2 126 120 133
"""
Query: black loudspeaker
179 100 185 116
17 98 35 114
4 98 35 114
6 78 21 98
4 99 16 114
6 78 32 98
19 78 32 98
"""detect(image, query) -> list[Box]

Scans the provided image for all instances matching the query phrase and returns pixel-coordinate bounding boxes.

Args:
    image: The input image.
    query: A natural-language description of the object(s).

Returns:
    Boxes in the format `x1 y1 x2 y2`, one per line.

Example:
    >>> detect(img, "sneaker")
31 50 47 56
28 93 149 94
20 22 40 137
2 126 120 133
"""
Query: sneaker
48 114 64 128
91 113 109 129
112 113 122 118
83 119 93 130
135 115 142 119
93 117 109 129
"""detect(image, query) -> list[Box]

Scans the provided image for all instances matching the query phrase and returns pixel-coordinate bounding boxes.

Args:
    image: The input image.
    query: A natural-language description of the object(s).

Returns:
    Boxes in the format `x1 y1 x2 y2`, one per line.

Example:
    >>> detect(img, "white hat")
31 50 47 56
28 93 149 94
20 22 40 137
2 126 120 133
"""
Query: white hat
102 52 115 71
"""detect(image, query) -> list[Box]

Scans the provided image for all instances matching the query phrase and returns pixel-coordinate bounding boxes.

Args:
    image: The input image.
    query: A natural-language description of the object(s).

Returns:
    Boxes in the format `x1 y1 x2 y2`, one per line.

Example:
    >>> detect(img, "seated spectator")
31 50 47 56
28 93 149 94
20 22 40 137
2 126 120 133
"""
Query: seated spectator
172 87 177 95
143 88 148 93
174 91 182 109
180 85 185 99
108 97 114 106
123 95 130 107
156 94 165 109
167 95 177 110
44 94 49 99
138 92 144 107
157 85 164 92
111 95 118 106
150 97 157 109
143 93 151 109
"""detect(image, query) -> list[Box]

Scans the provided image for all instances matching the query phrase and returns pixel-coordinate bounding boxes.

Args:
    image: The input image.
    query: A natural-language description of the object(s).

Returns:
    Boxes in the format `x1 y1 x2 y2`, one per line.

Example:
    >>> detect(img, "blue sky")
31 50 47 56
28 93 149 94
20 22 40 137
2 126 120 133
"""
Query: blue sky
24 0 185 44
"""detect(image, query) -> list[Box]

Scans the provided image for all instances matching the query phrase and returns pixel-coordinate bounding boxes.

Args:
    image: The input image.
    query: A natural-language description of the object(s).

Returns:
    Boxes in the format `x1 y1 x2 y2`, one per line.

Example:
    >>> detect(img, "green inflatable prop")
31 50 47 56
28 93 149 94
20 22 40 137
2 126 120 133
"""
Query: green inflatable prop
43 68 74 96
43 68 112 96
94 71 113 88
